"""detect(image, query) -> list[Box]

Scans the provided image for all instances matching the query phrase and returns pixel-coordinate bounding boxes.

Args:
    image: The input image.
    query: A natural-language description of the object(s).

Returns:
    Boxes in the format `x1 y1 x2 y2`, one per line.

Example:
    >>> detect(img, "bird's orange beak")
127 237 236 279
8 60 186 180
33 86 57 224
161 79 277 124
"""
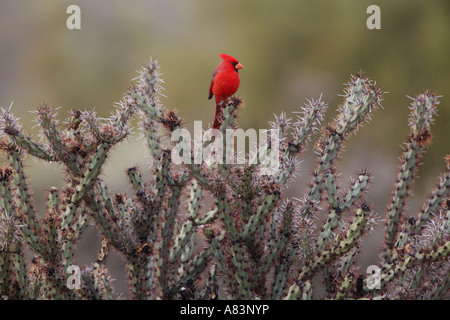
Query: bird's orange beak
235 63 244 70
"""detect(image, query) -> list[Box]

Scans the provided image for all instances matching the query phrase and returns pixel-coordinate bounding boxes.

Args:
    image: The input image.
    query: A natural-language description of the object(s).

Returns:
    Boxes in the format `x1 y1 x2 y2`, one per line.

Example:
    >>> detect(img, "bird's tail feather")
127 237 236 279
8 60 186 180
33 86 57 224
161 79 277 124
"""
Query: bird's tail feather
213 97 224 129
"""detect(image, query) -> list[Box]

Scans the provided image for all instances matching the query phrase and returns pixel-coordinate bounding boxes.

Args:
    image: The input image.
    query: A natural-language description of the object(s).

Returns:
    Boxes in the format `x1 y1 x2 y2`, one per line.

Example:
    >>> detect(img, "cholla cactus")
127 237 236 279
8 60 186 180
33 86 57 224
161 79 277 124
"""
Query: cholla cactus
0 59 448 300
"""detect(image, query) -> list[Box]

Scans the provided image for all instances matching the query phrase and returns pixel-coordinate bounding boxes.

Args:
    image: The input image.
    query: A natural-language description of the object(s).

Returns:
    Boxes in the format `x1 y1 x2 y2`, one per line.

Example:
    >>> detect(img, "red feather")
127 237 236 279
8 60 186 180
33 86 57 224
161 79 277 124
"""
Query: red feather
208 53 243 129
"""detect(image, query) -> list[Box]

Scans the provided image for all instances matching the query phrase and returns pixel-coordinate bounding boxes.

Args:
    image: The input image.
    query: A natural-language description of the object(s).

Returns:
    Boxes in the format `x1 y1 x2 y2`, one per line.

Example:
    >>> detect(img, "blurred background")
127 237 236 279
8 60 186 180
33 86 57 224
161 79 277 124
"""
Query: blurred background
0 0 448 297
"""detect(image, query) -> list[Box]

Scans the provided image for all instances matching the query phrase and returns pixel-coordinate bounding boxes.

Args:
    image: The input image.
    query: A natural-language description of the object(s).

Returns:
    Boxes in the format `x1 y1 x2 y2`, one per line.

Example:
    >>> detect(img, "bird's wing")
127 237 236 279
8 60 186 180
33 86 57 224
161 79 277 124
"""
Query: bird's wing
208 78 214 100
208 69 219 100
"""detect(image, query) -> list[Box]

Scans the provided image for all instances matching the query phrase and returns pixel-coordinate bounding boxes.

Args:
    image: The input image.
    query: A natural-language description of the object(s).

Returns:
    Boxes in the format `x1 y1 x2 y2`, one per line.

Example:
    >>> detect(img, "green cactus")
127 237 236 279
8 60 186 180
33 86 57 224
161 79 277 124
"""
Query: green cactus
0 59 448 300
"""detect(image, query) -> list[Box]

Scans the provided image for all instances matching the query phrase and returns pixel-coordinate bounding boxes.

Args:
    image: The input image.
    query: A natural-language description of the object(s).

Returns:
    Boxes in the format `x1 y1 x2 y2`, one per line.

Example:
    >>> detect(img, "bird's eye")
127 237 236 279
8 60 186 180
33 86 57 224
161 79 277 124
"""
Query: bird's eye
231 61 240 73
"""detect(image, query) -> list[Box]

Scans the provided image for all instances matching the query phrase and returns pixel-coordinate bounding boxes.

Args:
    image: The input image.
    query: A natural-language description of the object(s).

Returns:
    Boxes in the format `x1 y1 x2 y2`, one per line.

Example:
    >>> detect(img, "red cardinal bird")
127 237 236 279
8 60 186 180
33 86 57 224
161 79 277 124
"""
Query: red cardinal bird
208 53 244 129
